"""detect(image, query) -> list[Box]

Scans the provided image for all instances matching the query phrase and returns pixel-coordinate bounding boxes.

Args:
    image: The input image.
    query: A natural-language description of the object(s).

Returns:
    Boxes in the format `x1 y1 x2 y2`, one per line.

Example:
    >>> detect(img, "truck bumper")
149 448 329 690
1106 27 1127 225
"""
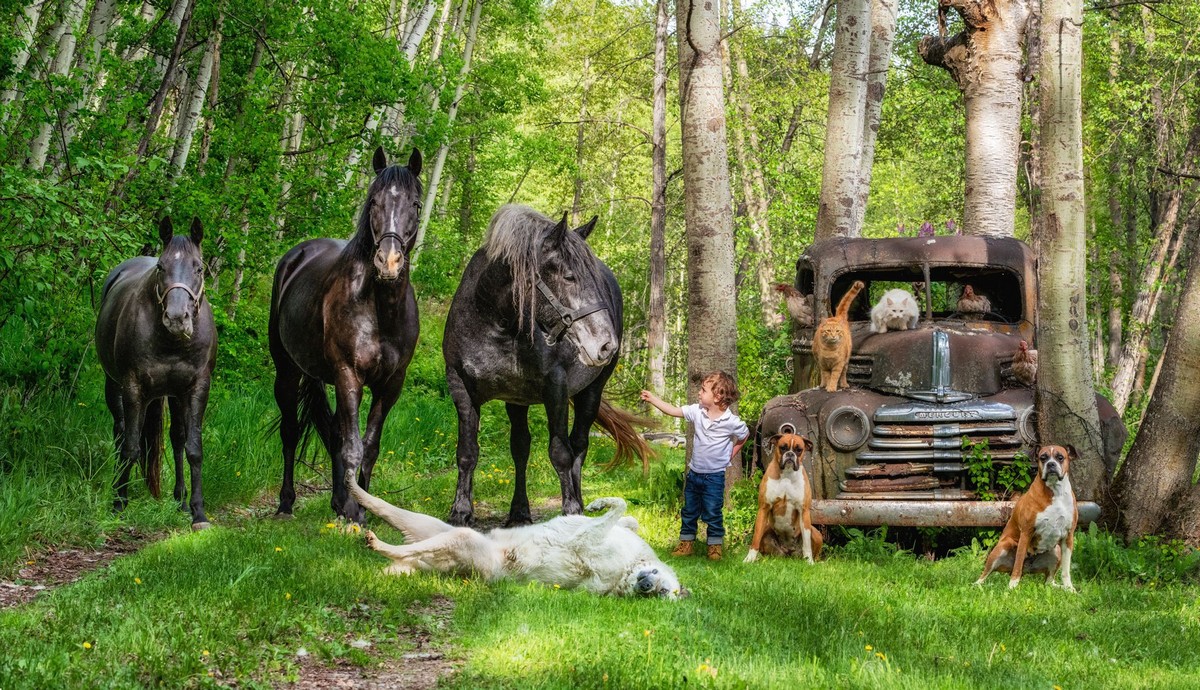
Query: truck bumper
812 499 1101 527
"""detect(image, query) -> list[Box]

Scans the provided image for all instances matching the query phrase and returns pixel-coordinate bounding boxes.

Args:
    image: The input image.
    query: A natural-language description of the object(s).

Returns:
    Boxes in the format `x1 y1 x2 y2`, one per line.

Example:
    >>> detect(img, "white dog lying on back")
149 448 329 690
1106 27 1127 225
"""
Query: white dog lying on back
348 480 685 599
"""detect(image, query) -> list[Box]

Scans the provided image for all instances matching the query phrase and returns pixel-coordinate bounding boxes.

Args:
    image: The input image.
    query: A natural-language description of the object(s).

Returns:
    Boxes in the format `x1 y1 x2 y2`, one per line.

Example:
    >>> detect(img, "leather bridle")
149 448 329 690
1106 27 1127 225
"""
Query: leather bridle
535 278 609 346
155 274 204 313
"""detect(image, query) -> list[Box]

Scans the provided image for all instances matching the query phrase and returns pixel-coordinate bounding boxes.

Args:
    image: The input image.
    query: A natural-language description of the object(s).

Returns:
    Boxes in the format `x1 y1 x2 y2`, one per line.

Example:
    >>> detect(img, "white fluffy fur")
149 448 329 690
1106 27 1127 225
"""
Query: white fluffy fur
869 289 920 334
348 480 684 599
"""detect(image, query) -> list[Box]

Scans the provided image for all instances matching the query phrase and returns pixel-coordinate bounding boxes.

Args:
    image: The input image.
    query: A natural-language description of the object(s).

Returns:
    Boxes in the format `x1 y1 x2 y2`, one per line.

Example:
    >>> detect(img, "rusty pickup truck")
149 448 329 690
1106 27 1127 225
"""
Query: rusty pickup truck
756 235 1125 527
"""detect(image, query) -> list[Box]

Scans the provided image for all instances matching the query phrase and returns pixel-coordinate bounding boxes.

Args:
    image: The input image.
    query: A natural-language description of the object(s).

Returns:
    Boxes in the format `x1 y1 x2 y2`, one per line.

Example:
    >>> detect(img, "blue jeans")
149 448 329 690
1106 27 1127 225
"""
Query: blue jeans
680 470 725 545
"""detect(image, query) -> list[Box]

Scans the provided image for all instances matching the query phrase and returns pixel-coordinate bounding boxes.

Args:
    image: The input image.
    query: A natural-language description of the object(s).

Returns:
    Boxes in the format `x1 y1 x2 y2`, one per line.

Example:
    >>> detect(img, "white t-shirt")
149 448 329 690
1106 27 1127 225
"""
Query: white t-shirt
681 404 749 474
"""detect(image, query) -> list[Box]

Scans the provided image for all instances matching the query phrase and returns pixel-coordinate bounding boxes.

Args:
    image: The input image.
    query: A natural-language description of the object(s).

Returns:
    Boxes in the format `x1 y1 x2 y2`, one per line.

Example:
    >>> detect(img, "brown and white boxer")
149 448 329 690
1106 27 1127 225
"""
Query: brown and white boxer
744 427 822 564
975 445 1079 592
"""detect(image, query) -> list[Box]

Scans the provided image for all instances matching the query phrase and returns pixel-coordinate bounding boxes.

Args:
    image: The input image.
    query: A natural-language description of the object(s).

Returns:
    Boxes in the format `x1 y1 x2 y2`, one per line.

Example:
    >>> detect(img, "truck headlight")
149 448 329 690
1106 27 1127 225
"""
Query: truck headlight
825 406 871 451
1018 407 1038 446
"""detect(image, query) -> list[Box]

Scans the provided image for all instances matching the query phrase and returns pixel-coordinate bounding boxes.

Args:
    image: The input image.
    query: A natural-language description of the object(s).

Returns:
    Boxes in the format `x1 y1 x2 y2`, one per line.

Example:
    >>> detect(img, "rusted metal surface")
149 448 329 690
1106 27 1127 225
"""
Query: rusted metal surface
843 476 941 492
812 499 1102 527
844 462 936 478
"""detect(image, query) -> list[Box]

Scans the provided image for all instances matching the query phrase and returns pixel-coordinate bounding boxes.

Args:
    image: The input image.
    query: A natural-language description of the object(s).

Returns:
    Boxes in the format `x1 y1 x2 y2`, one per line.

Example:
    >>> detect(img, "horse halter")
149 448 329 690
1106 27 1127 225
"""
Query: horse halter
156 276 204 313
535 278 609 346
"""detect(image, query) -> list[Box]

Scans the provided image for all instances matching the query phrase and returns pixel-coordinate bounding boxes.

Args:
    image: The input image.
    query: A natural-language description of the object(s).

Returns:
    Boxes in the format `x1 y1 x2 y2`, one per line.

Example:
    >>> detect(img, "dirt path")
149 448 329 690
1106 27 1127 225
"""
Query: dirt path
0 526 155 609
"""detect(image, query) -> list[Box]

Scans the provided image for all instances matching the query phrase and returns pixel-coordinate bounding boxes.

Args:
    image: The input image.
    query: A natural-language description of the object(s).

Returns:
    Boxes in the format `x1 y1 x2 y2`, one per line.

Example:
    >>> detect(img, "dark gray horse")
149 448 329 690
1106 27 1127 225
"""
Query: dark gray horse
270 147 422 522
96 217 217 528
443 205 648 526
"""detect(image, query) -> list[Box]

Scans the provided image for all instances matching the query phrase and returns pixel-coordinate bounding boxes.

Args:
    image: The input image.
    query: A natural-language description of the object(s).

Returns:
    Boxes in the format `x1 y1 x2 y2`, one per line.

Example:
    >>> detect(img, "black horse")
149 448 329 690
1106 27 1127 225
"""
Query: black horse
444 205 648 526
270 147 422 522
96 217 217 528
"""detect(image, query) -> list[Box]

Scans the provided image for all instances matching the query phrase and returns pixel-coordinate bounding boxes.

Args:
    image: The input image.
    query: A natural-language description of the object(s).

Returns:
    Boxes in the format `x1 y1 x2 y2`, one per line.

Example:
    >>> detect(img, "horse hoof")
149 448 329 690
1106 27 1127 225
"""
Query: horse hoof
272 512 295 521
191 521 212 531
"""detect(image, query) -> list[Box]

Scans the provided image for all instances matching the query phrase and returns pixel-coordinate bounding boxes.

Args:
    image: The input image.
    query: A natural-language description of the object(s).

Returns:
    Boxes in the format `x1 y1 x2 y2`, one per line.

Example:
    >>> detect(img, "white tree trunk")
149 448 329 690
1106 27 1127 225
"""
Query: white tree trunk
0 0 47 116
122 1 160 62
170 14 224 176
53 0 120 172
677 0 739 484
26 0 88 172
1034 0 1105 500
646 0 669 398
919 0 1031 238
815 0 872 241
413 0 482 261
857 0 897 216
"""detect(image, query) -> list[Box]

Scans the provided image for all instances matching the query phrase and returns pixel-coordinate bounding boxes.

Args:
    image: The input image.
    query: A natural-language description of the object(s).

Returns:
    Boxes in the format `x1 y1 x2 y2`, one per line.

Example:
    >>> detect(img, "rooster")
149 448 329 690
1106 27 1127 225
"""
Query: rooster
774 283 814 327
1012 340 1038 387
957 284 991 313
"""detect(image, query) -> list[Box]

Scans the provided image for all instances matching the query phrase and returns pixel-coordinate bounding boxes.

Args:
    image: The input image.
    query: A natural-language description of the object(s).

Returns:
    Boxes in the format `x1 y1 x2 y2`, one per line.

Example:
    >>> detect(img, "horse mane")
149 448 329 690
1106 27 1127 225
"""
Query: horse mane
345 164 423 262
482 204 605 338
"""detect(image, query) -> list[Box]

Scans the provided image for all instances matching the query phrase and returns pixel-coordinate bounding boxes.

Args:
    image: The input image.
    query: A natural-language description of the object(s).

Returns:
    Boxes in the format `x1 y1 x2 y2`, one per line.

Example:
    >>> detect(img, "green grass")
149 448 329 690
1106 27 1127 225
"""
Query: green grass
3 368 1200 688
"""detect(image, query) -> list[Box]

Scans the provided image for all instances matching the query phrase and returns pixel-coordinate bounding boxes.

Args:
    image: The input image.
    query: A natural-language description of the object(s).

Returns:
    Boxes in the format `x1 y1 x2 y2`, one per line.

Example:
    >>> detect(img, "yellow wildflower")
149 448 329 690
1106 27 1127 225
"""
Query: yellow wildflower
202 650 209 657
285 592 292 600
865 645 873 651
134 577 142 585
275 547 283 552
82 642 92 650
326 523 336 529
644 629 652 637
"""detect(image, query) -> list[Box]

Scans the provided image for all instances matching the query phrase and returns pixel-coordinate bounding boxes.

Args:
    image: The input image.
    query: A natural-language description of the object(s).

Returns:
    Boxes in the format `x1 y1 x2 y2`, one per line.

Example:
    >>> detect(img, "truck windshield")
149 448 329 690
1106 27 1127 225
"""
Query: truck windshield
832 266 1024 324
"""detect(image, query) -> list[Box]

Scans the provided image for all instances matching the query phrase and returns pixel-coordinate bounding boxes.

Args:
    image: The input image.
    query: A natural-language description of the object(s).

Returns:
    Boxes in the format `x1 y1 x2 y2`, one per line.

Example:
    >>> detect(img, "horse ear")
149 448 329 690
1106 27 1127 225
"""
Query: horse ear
575 215 599 241
407 148 422 176
189 217 203 246
372 146 388 175
158 217 174 246
549 212 569 244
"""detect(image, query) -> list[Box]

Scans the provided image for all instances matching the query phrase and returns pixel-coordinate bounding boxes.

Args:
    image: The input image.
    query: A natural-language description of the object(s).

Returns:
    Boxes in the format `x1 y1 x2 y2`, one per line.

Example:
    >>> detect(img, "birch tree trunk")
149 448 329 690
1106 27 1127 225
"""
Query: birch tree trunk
645 0 669 399
26 0 88 172
1113 221 1200 542
1033 0 1105 500
170 10 225 177
919 0 1031 238
815 0 871 241
0 0 48 117
413 0 482 261
677 0 740 485
346 0 437 182
857 0 897 217
53 0 120 176
572 53 592 225
1109 120 1199 414
727 0 777 326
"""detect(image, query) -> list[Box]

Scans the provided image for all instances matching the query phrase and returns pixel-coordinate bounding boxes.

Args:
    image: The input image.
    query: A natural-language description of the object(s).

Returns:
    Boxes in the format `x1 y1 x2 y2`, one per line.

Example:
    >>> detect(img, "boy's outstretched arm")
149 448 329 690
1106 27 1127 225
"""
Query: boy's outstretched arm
640 390 683 418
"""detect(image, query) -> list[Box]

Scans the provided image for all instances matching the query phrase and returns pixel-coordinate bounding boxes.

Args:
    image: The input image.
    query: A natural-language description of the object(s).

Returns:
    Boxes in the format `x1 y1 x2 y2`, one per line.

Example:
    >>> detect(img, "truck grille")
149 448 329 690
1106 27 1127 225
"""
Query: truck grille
837 401 1028 500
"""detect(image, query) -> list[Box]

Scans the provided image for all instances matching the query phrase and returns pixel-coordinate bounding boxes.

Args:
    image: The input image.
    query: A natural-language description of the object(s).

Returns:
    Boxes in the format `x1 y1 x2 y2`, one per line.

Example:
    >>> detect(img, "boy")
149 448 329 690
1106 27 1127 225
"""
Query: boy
641 371 749 561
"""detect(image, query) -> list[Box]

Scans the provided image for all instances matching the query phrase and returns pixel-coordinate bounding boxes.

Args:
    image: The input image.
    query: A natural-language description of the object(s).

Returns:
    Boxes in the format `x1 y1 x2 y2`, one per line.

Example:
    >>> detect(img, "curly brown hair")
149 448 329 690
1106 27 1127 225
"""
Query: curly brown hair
702 370 740 408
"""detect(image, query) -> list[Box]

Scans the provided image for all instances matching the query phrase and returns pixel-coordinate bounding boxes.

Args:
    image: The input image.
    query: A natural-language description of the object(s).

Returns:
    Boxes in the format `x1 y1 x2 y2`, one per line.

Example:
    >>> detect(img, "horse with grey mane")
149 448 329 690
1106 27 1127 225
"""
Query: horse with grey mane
96 217 217 528
443 204 649 526
270 147 423 522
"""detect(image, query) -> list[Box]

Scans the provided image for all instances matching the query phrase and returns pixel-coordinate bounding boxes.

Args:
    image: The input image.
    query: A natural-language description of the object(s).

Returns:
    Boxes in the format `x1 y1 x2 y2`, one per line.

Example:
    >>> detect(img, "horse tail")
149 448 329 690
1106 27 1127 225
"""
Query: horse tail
595 398 657 475
140 398 164 499
297 375 337 460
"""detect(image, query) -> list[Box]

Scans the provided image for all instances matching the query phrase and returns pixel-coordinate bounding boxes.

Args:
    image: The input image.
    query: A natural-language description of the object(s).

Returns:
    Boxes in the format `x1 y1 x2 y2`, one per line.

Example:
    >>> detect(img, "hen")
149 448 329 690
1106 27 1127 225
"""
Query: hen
957 284 991 313
775 283 814 326
1012 340 1038 387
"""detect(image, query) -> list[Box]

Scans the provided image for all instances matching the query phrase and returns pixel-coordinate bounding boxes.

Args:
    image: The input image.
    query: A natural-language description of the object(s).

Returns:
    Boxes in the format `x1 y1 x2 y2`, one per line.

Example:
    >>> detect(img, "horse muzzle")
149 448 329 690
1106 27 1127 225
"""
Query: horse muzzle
162 312 194 339
374 249 405 281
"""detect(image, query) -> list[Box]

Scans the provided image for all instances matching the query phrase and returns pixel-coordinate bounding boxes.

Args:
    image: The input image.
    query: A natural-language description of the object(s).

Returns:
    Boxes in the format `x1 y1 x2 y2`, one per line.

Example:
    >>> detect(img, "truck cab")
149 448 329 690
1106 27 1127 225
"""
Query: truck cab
757 236 1125 527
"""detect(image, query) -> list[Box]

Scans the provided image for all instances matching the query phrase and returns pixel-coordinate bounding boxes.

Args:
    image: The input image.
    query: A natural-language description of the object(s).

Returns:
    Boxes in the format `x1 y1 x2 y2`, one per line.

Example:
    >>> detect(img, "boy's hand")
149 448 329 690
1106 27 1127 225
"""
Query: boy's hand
640 390 682 418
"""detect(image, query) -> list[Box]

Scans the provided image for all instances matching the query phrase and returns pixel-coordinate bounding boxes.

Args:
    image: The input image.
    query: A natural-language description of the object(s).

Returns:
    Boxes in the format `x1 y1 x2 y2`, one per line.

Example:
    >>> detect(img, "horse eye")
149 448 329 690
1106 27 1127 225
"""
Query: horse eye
564 272 576 282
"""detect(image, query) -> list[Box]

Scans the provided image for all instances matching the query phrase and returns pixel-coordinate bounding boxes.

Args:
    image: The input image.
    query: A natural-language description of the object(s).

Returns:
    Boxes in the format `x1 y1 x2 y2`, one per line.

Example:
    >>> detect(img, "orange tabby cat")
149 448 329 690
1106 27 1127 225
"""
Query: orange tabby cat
813 280 864 392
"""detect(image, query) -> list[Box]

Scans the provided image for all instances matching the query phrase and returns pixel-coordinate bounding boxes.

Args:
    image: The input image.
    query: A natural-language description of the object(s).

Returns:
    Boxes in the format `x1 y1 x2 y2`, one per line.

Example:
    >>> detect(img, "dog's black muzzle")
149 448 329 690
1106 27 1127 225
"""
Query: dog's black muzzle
636 569 660 595
781 451 800 472
1042 460 1064 482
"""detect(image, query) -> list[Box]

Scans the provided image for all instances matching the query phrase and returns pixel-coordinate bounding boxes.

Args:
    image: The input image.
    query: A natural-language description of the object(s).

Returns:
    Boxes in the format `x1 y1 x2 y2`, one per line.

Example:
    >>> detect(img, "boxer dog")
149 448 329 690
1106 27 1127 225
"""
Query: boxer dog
744 425 822 564
975 445 1078 592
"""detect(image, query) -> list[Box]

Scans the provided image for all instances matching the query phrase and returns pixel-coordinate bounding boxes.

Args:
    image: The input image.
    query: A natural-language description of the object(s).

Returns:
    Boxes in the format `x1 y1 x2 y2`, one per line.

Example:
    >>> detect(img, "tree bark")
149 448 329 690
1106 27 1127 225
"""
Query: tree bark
857 0 898 219
1113 219 1200 542
1033 0 1105 500
646 0 669 400
25 0 88 172
53 0 121 176
815 0 871 241
413 0 482 262
170 9 225 177
0 0 49 117
1108 123 1199 415
919 0 1031 239
677 0 740 486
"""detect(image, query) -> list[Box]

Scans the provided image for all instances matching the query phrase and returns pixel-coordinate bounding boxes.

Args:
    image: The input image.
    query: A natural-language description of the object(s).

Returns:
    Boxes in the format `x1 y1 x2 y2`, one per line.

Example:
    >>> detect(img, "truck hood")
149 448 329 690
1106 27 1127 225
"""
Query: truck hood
849 324 1024 402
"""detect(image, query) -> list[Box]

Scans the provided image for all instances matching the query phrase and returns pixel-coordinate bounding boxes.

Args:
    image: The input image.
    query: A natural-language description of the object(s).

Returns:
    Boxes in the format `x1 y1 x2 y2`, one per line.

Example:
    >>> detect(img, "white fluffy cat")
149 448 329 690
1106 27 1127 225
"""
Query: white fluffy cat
869 289 920 334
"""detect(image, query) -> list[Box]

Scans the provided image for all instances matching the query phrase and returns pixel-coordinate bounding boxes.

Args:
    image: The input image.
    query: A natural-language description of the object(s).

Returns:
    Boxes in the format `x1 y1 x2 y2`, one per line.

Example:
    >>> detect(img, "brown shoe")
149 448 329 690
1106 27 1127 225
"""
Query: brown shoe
671 541 694 557
707 544 723 561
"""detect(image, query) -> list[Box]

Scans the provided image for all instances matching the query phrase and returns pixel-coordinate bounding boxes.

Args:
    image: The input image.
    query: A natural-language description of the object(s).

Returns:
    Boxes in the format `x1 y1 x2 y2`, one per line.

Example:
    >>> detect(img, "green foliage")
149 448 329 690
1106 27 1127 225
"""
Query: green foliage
1074 523 1200 586
962 437 1033 502
831 526 915 564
